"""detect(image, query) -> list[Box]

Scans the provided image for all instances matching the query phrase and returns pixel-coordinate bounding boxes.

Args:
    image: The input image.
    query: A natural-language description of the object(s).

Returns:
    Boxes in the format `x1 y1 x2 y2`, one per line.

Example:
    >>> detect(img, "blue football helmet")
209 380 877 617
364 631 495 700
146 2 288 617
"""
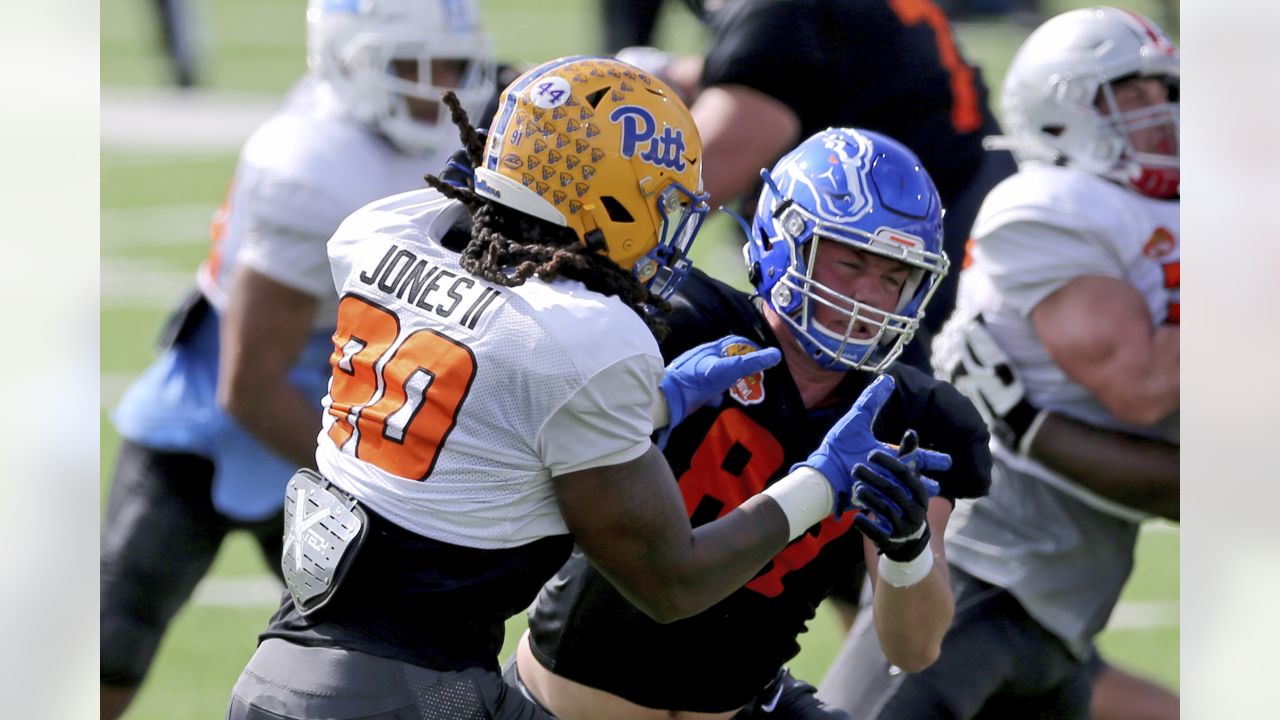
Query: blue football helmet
743 128 949 372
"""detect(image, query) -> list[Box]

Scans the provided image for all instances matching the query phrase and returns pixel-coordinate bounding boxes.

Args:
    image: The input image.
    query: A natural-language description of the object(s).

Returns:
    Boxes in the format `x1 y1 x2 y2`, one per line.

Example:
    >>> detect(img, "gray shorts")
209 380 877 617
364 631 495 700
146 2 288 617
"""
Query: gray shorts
229 639 555 719
816 569 1101 720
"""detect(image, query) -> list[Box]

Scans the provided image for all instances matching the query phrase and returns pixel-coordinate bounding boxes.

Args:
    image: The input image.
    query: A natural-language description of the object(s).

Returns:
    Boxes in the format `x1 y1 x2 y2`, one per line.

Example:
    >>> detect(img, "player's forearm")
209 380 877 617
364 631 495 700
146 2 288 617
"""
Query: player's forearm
1030 413 1179 520
218 381 320 469
868 503 954 672
644 494 791 622
569 448 792 625
872 548 953 672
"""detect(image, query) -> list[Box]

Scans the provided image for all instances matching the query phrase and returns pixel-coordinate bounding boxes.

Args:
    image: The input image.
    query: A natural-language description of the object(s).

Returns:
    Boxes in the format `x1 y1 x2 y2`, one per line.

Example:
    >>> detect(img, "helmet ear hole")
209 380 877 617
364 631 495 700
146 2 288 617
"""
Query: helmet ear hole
585 88 609 108
600 196 635 223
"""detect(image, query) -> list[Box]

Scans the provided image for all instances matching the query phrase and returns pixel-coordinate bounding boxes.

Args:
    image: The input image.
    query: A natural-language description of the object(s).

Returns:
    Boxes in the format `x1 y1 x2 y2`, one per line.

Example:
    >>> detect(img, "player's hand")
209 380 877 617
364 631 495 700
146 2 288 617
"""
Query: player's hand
851 430 949 562
659 335 782 430
794 376 951 517
933 313 1044 454
438 134 484 190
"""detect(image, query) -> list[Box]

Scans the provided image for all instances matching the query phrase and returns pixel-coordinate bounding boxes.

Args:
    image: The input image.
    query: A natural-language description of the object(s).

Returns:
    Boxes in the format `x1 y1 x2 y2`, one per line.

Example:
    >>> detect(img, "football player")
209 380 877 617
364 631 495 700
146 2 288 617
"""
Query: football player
100 1 496 717
226 59 946 719
506 127 993 719
817 8 1180 718
619 0 1018 372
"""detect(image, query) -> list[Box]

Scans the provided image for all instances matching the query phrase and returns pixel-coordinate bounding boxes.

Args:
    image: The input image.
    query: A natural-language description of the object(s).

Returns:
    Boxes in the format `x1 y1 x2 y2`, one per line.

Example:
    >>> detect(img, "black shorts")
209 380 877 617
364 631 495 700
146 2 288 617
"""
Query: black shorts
100 440 284 686
817 568 1098 719
734 668 851 719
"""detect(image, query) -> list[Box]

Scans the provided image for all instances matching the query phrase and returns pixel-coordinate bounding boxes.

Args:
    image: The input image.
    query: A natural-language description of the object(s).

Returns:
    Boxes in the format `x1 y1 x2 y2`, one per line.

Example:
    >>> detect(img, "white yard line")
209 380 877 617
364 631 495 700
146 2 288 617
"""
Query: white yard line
100 372 136 410
191 576 285 608
101 257 192 309
101 204 214 251
102 87 277 153
1105 600 1180 631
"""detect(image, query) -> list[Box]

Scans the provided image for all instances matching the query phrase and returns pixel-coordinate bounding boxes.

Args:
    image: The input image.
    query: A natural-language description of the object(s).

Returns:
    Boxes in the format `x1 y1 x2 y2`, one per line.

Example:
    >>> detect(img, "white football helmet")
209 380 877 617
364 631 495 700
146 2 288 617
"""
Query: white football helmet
997 6 1179 197
306 0 497 156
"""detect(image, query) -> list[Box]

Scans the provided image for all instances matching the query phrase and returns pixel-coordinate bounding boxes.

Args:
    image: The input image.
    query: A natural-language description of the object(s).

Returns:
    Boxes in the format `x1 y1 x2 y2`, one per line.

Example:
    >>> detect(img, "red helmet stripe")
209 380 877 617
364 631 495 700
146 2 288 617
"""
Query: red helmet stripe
1120 10 1176 56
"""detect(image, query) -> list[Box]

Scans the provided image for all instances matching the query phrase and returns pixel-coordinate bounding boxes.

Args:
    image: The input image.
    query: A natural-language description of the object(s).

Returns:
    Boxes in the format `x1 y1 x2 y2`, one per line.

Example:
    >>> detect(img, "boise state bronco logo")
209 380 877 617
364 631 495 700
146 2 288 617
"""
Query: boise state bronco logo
775 130 874 224
609 105 688 171
724 342 767 405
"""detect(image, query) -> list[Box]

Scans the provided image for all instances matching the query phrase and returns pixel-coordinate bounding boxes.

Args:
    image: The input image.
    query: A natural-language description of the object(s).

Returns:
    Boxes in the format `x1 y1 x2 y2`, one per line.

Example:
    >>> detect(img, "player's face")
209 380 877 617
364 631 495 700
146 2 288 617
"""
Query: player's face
810 242 909 340
1100 76 1177 159
390 58 468 124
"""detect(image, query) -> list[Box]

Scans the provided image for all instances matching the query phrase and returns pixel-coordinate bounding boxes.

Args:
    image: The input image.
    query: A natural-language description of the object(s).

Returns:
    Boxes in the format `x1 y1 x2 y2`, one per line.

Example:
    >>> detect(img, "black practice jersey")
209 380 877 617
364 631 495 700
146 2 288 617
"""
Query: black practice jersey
701 0 1000 204
526 270 992 711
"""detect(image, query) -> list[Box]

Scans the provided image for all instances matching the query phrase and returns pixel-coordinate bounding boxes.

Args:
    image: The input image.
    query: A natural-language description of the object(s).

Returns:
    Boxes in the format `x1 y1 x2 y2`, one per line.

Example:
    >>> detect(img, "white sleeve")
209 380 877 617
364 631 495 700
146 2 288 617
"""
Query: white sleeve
536 352 664 476
237 177 350 300
237 218 336 299
977 219 1125 318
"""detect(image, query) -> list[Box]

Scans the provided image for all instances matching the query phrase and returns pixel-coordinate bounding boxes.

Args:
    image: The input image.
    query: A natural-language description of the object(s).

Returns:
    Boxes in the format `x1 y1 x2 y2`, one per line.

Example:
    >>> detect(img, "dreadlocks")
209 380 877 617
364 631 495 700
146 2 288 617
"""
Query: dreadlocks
423 92 671 340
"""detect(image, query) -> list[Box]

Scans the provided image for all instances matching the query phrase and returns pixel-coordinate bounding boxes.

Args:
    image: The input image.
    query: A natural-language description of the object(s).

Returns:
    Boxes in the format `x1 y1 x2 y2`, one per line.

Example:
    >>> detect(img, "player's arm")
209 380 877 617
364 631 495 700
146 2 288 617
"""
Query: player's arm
1029 414 1178 520
555 445 791 623
555 372 943 623
690 85 800 208
865 497 954 672
216 265 321 469
937 313 1178 519
1031 276 1179 426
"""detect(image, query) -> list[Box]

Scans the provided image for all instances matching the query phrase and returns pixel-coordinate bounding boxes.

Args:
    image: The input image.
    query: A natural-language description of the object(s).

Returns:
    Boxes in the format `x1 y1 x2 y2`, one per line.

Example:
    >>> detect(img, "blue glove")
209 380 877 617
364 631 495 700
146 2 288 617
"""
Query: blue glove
659 335 782 430
794 375 951 518
439 147 476 189
438 131 486 190
851 430 951 561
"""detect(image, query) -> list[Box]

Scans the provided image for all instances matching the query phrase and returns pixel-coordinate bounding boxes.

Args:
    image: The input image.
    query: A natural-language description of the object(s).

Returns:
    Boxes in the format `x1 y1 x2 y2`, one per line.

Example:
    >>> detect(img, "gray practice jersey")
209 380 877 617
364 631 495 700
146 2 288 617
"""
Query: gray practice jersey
940 164 1179 658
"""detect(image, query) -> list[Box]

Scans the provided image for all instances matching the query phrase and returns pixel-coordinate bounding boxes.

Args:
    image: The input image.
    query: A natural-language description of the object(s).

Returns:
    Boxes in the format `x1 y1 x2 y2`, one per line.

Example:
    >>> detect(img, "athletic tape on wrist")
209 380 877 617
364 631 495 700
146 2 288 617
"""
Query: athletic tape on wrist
762 467 833 541
1016 409 1049 457
878 548 935 588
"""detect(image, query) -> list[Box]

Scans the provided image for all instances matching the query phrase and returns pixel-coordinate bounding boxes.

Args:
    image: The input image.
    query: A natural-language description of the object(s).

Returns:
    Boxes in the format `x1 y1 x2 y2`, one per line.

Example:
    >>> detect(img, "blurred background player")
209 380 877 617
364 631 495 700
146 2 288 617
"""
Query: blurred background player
99 1 496 717
507 128 993 719
616 0 1017 373
816 7 1180 718
226 58 944 719
151 0 203 87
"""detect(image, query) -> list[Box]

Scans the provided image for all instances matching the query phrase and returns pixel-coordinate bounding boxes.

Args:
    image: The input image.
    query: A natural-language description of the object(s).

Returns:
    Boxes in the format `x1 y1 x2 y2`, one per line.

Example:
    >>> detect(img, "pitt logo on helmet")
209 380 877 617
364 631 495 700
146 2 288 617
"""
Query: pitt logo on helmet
610 106 688 172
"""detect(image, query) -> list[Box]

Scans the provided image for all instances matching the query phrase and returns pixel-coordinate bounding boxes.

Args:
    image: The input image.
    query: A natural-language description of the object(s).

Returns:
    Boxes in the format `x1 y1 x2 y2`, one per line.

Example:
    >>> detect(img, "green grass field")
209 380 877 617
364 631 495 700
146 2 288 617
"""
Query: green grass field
101 1 1178 717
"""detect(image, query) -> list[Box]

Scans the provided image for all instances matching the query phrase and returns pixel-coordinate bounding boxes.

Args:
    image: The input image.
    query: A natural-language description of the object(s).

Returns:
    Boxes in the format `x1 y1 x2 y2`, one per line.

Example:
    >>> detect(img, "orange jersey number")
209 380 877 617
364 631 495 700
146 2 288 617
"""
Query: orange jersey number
678 408 859 598
327 294 478 479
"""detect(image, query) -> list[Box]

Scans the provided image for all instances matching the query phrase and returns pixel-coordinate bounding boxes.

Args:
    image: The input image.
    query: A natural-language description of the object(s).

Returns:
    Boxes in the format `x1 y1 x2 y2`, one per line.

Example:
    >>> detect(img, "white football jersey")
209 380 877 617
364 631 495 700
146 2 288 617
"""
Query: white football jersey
195 76 444 329
317 189 665 549
943 164 1179 658
959 163 1179 440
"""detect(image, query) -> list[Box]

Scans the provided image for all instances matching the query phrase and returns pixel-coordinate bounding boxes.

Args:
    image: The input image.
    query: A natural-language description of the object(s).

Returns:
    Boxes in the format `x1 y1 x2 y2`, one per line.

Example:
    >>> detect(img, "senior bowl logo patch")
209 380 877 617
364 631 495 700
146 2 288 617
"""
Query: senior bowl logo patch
1141 227 1176 259
724 342 766 406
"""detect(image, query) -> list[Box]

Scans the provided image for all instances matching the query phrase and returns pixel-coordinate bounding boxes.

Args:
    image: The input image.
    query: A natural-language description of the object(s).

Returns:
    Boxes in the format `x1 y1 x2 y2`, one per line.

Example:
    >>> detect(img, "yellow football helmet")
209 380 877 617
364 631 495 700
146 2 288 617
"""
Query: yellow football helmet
473 55 708 298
